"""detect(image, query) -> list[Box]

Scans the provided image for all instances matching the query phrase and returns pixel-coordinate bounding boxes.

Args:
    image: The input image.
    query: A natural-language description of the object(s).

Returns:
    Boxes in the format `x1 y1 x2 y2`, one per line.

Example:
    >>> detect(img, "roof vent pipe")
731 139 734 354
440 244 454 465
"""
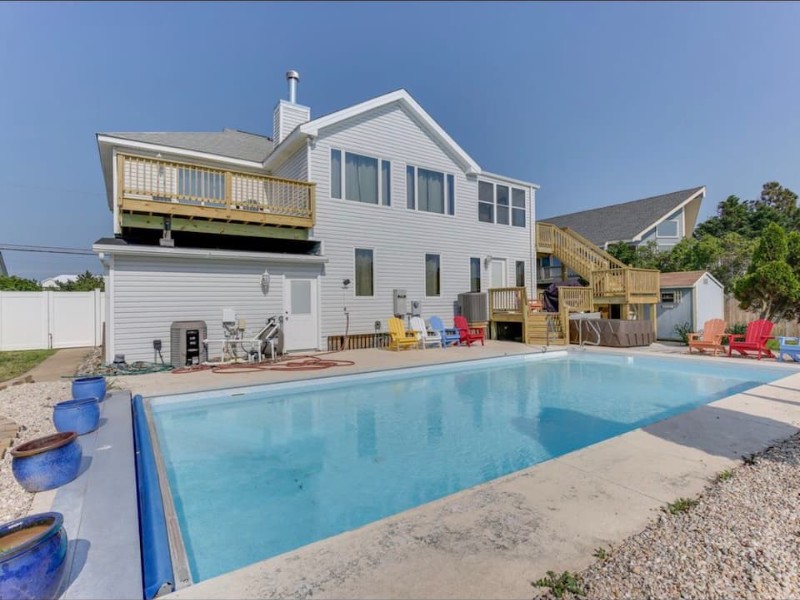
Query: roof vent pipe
286 70 299 103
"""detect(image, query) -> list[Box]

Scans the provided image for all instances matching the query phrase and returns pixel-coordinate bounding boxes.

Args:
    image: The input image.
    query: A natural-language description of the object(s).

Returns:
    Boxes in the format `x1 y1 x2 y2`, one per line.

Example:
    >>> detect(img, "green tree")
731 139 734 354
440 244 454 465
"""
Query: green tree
54 270 105 292
694 195 750 239
606 242 637 266
0 275 42 291
733 223 800 321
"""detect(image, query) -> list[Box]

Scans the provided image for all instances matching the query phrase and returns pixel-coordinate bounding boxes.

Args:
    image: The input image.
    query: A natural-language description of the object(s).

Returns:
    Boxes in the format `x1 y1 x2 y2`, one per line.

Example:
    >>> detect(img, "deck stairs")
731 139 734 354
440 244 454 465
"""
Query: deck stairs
525 311 566 346
536 222 660 306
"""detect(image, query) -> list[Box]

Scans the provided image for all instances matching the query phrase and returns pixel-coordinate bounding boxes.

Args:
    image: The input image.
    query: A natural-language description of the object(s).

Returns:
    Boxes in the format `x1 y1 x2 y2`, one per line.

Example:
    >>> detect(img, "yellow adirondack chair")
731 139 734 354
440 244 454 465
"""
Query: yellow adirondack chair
688 318 727 356
388 317 419 351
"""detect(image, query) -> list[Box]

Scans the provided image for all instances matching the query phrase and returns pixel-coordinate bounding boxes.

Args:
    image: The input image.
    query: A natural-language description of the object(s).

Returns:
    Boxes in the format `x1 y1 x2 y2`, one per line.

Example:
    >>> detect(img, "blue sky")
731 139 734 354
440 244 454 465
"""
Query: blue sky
1 2 798 279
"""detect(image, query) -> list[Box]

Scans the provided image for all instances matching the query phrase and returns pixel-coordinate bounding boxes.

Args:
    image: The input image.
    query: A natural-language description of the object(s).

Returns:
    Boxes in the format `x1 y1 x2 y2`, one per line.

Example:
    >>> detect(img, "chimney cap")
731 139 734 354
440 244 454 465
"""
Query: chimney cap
286 70 300 81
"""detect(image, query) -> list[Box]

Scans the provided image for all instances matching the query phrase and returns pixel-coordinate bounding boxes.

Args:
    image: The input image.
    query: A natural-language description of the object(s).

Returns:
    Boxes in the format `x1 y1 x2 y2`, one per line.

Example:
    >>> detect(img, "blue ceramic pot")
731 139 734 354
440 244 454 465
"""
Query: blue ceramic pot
71 376 106 402
53 398 100 436
11 433 82 493
0 512 68 600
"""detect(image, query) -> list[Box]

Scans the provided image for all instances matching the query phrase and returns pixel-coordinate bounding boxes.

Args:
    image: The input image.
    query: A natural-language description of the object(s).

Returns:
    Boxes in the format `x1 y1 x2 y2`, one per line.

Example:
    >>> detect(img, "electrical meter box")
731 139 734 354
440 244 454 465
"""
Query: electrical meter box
392 289 407 317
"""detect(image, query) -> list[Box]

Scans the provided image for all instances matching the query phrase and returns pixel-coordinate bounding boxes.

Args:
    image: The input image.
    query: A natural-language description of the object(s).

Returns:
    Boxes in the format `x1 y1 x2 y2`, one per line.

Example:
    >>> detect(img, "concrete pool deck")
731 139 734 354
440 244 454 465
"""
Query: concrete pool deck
135 344 800 600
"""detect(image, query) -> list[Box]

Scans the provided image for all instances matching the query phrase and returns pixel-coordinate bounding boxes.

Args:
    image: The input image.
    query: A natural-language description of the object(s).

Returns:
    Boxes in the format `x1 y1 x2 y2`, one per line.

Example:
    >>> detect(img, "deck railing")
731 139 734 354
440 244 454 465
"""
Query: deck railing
559 287 593 312
118 154 315 227
489 287 528 317
626 268 660 298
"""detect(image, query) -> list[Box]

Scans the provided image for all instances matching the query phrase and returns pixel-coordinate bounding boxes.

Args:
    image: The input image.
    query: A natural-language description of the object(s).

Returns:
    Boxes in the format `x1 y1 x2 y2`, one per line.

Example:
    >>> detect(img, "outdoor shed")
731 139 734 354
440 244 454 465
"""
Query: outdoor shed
656 270 724 341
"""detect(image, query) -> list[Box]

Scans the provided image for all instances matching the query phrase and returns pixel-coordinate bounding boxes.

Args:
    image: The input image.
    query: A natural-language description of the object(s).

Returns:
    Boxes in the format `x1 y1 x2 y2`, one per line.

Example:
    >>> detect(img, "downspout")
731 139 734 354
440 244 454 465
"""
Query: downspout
529 186 537 298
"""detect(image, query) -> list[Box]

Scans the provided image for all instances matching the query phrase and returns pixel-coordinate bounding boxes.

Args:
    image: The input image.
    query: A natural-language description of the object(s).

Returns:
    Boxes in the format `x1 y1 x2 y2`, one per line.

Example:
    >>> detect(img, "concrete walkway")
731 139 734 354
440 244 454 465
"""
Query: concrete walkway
162 350 800 600
6 347 90 385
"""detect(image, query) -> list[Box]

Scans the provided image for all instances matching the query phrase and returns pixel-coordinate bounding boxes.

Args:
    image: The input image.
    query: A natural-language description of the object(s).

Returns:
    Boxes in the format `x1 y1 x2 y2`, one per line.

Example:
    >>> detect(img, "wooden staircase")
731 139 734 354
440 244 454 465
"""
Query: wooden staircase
536 222 660 306
526 311 566 345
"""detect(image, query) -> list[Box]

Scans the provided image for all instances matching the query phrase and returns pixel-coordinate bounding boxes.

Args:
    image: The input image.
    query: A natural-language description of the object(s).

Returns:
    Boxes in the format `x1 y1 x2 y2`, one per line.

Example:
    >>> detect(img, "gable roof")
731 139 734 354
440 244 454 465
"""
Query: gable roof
266 89 482 175
103 129 273 163
660 270 710 288
541 186 705 247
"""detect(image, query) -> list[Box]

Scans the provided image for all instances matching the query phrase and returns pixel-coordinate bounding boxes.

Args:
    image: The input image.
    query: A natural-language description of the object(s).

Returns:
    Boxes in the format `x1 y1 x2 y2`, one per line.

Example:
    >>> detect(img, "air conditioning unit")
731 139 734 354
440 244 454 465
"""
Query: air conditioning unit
170 320 208 367
458 292 488 323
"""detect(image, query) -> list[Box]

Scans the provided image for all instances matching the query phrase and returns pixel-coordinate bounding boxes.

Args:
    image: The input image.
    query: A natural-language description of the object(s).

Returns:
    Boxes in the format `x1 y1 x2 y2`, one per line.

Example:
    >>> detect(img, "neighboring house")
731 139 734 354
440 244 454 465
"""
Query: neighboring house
656 270 724 341
41 274 79 288
536 187 705 286
94 72 539 363
0 251 7 276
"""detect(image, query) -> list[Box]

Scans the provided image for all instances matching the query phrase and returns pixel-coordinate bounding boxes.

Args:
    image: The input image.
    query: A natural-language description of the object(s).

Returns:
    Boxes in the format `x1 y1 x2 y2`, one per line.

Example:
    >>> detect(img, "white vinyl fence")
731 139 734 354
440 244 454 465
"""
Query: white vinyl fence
0 290 105 351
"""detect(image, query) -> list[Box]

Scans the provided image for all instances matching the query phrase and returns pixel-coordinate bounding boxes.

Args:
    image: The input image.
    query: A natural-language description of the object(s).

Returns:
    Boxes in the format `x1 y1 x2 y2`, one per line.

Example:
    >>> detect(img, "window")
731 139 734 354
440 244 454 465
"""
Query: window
355 248 374 296
656 219 679 237
407 166 455 215
496 185 510 225
515 261 525 287
425 253 440 296
470 257 481 292
330 149 342 198
406 165 415 209
512 188 526 227
381 161 391 207
478 181 526 227
330 149 390 205
478 181 494 223
660 291 676 304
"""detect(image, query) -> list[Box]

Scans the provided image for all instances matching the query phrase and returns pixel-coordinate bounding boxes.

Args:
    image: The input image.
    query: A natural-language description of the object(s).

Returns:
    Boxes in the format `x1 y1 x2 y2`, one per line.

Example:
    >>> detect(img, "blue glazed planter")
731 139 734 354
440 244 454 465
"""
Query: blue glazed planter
71 376 106 402
11 433 82 493
0 512 68 600
53 398 100 436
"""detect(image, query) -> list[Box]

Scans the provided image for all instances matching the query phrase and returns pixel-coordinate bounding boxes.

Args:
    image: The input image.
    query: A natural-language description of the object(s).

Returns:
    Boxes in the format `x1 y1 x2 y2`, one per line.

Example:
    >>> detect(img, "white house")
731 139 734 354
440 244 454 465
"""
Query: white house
94 72 539 364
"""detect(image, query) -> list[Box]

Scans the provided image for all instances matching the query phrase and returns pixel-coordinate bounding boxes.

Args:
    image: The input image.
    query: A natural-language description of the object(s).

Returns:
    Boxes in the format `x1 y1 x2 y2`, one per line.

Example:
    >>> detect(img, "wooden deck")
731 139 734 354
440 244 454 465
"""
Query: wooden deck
116 153 315 234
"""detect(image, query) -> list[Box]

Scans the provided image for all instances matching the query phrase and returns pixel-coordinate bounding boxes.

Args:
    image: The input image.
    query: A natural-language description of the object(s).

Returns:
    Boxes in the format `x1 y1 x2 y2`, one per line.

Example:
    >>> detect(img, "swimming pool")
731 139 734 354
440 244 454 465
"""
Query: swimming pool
148 352 787 583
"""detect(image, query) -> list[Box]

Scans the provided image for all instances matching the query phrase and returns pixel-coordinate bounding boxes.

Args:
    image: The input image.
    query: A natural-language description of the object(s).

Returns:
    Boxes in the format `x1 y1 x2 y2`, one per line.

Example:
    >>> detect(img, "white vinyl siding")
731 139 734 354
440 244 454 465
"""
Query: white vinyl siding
307 101 535 339
108 254 322 362
273 145 308 181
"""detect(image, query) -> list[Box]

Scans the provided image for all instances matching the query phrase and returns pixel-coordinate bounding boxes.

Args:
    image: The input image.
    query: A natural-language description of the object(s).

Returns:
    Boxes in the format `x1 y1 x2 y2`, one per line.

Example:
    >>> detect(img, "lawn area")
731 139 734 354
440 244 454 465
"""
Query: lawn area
0 349 56 383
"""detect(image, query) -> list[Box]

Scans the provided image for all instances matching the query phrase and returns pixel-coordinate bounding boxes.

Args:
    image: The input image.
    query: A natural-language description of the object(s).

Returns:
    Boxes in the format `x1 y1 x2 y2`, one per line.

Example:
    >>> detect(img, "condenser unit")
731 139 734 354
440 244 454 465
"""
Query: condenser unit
170 320 208 367
458 292 489 323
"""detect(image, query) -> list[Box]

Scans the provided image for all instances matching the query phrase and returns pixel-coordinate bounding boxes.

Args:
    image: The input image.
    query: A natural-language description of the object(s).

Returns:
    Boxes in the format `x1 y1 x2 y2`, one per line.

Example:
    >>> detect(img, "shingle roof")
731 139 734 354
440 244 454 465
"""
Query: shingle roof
103 129 273 162
541 187 705 246
659 270 708 288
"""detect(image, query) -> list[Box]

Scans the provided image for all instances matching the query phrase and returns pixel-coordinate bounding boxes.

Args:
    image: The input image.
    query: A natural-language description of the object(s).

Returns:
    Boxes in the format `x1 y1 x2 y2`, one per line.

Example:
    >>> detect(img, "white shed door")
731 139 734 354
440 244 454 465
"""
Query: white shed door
283 277 319 351
490 259 507 288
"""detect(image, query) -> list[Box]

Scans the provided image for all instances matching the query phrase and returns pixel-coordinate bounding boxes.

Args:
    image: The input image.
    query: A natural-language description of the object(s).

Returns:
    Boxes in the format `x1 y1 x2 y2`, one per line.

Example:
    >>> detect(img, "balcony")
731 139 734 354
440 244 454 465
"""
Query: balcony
116 154 315 236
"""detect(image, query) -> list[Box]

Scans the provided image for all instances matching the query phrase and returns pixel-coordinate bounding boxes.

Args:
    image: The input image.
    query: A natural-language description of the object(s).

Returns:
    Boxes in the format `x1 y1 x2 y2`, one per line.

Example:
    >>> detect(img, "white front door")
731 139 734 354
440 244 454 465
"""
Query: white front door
283 277 319 351
490 259 507 288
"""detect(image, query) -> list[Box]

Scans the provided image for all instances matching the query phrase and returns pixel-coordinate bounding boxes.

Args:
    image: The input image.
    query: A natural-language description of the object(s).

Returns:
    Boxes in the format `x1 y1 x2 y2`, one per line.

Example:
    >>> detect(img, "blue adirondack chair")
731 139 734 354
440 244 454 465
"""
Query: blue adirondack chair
429 316 461 348
777 337 800 363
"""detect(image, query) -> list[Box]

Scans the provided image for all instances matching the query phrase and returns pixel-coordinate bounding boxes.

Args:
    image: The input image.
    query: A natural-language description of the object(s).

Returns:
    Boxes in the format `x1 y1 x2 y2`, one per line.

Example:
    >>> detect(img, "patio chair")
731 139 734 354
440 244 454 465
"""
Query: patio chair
410 316 443 349
687 318 727 356
777 337 800 363
388 317 419 351
454 315 485 347
728 319 775 360
429 316 461 348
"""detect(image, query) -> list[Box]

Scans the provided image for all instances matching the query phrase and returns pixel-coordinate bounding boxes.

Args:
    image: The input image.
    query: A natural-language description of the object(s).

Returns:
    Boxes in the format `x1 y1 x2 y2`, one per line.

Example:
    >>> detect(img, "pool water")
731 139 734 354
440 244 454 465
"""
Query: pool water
150 352 786 582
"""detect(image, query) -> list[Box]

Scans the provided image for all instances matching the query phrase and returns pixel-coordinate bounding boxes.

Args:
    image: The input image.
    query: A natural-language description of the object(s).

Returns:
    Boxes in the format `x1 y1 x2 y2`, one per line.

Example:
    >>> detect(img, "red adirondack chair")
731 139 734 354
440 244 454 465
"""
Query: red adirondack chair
728 319 775 360
454 315 485 347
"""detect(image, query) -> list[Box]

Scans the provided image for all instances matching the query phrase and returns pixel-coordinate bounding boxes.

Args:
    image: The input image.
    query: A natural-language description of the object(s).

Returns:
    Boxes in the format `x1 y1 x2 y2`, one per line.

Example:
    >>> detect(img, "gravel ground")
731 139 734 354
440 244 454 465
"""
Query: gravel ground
0 381 69 523
537 434 800 599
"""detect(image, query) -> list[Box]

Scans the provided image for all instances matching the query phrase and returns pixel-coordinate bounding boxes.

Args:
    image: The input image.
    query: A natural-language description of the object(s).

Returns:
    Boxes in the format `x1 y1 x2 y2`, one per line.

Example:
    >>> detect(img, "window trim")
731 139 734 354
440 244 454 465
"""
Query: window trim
406 164 456 217
329 146 392 208
353 247 375 298
424 252 442 298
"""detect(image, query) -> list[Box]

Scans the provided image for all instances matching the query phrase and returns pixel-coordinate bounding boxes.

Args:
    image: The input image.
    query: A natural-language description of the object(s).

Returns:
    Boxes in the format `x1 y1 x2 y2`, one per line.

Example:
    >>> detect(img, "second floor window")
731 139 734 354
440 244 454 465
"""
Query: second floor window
407 166 455 215
479 181 526 227
330 149 390 206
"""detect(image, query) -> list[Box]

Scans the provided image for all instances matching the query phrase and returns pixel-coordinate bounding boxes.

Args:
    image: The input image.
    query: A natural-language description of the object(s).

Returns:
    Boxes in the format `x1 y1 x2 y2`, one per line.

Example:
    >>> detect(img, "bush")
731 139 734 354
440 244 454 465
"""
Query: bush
674 322 693 345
